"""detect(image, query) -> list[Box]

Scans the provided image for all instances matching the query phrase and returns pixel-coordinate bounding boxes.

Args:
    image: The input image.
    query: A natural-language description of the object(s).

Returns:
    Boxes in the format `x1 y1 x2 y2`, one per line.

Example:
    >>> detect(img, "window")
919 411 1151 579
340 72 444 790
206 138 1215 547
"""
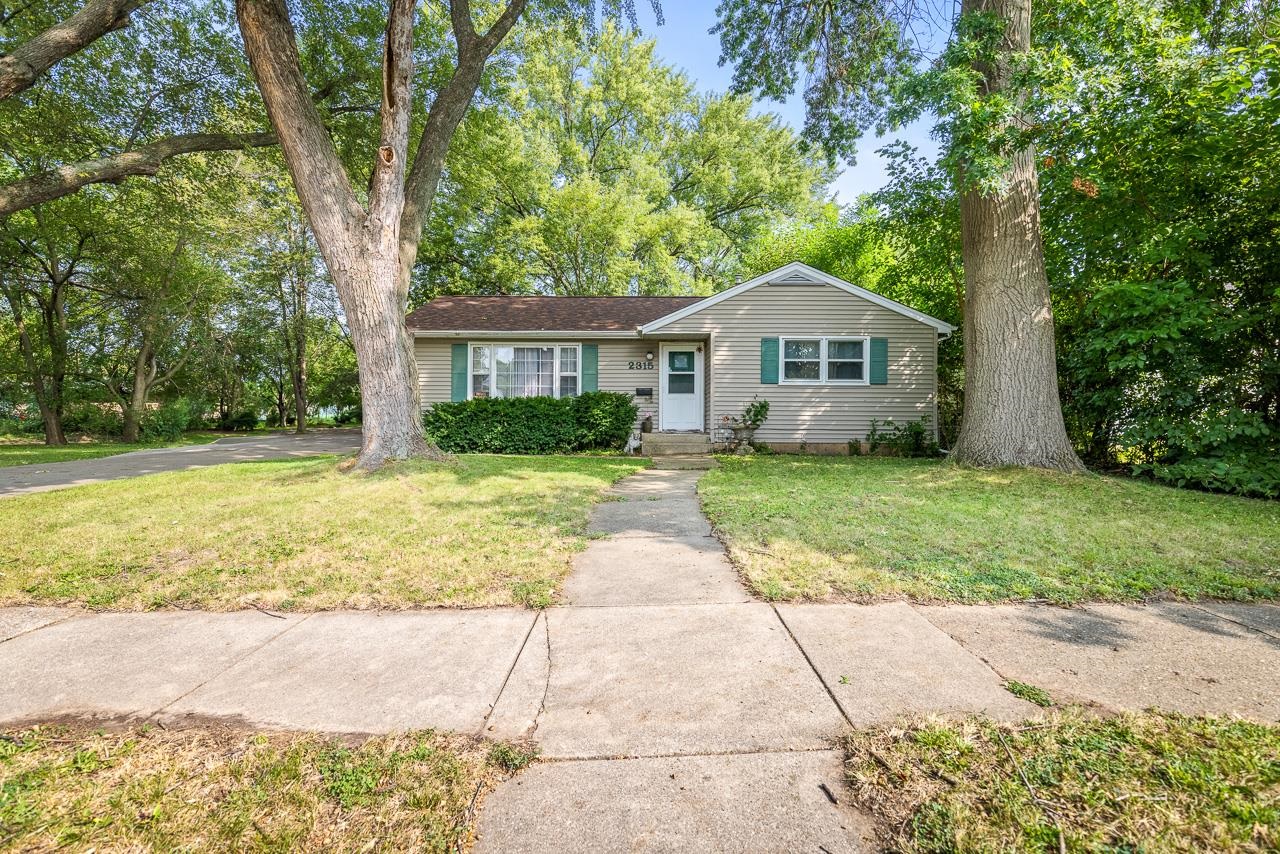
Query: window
469 344 581 399
559 347 579 398
667 350 696 394
782 339 821 381
779 336 869 385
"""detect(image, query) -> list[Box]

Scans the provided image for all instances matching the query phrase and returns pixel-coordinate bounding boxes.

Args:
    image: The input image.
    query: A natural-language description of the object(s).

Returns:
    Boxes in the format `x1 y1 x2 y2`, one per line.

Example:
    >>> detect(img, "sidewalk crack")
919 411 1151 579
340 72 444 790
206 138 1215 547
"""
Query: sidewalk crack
770 605 853 729
146 612 314 723
531 611 553 736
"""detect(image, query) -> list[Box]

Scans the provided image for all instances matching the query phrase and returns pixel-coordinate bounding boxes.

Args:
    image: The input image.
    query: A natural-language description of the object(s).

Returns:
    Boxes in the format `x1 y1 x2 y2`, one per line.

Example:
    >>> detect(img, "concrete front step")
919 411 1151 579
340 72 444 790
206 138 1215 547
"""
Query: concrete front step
641 432 712 456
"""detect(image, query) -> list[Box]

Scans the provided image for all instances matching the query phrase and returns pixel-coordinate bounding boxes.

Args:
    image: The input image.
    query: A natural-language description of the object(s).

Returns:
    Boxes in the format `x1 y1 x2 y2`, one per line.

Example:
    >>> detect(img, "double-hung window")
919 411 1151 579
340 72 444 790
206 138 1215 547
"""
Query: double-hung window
469 344 581 399
779 336 868 385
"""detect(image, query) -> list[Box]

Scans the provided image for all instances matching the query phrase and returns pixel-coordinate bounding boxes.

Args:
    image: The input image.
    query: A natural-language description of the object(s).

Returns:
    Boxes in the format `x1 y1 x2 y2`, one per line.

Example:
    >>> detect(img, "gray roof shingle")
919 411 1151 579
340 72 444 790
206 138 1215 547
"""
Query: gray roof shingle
405 295 706 333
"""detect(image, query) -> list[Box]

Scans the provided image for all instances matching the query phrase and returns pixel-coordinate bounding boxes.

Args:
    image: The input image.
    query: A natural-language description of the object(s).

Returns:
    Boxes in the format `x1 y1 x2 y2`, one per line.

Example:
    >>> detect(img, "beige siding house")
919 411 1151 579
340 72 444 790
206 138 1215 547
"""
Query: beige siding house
408 262 954 453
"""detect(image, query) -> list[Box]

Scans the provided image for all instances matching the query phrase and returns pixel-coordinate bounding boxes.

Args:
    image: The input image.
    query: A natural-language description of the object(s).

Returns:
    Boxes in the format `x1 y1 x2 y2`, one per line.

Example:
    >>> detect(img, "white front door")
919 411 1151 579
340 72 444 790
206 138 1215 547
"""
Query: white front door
659 344 703 431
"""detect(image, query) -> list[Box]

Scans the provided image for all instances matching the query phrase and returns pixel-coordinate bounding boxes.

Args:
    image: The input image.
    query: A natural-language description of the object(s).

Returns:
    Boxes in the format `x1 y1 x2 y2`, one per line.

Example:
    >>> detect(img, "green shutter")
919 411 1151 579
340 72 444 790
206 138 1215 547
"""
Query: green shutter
760 337 779 384
869 337 889 385
450 343 468 401
581 344 598 392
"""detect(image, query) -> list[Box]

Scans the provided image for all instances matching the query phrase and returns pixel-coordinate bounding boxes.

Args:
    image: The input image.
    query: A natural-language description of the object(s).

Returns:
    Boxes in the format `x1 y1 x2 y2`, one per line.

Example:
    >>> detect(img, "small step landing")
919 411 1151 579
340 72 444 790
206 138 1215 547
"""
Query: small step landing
650 455 719 470
641 432 712 456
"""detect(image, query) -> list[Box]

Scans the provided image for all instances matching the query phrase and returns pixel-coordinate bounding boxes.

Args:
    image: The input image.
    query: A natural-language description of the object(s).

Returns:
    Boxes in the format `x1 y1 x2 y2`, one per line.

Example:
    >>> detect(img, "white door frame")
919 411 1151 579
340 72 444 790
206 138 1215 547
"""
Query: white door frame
658 342 704 432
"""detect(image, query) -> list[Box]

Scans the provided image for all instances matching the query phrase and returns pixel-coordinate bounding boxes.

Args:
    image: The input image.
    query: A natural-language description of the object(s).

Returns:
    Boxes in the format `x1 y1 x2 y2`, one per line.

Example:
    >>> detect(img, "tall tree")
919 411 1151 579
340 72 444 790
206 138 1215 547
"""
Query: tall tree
417 21 829 299
716 0 1086 471
234 0 657 469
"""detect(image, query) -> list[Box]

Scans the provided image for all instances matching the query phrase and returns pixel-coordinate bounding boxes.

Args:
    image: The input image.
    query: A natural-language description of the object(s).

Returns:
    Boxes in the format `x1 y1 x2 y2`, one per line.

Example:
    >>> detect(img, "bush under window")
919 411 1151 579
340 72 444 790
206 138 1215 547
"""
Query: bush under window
423 391 637 454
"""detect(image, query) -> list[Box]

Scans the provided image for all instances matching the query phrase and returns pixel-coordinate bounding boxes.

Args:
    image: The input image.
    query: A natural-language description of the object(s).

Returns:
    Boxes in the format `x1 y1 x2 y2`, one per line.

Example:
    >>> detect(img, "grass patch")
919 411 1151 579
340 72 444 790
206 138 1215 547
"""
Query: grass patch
842 711 1280 853
1004 680 1054 708
0 724 522 851
0 432 223 468
0 454 645 610
699 457 1280 604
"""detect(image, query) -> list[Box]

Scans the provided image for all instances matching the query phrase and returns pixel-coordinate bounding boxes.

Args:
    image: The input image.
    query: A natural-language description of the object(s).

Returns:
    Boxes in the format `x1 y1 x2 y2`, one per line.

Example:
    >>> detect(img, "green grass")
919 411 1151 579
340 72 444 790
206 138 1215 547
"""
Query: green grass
0 432 223 467
842 711 1280 852
698 457 1280 604
1004 680 1054 708
0 724 522 852
0 454 645 611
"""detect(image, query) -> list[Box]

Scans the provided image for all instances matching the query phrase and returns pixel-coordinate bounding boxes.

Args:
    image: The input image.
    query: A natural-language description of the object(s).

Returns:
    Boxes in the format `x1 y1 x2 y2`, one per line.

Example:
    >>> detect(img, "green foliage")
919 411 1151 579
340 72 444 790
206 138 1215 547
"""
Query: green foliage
416 21 830 299
867 417 940 458
572 391 639 450
61 403 123 439
220 410 259 432
140 399 203 443
423 392 637 454
725 395 770 430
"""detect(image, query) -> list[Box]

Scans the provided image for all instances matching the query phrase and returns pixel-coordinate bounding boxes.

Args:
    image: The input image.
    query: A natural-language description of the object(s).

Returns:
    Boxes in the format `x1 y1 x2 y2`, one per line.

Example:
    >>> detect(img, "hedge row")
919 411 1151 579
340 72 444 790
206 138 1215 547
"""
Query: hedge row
423 391 637 454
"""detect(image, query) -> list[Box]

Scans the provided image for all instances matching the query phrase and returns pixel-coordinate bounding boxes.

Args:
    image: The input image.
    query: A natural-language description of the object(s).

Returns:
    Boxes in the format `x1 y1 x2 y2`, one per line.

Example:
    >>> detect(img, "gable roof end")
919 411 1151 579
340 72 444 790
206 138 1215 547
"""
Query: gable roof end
638 262 956 334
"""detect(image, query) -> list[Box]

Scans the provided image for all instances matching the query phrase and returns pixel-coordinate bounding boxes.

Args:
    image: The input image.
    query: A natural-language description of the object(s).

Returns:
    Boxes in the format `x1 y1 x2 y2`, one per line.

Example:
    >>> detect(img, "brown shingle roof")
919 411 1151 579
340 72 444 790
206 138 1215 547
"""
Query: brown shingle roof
405 295 706 333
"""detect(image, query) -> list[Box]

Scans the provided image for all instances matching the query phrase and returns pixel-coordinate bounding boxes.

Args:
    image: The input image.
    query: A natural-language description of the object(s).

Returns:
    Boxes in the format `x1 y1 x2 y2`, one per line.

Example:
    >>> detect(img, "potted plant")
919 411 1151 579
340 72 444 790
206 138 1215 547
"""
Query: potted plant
722 396 770 454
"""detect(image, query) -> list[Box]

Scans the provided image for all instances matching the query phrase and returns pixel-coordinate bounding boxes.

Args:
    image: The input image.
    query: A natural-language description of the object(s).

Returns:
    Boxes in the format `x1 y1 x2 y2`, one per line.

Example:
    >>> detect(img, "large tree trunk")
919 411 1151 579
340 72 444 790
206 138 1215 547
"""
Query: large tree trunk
338 256 426 466
949 0 1084 473
236 0 524 470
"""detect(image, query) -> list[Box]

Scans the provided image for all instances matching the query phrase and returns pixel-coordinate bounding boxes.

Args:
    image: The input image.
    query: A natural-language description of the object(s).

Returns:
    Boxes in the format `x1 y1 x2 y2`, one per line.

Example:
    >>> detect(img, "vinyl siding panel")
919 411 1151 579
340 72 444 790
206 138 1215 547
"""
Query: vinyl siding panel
659 282 939 443
414 337 661 431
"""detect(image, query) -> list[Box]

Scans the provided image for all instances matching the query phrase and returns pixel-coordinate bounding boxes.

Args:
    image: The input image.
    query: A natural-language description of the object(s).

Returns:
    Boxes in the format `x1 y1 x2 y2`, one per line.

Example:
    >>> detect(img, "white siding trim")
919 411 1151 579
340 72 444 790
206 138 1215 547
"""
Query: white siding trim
639 261 956 334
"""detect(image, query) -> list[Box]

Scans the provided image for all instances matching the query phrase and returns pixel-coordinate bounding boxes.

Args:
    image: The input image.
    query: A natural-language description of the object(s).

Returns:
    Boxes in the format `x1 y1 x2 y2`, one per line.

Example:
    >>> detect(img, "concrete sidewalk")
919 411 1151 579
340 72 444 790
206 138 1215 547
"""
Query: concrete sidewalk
0 429 361 497
4 464 1278 851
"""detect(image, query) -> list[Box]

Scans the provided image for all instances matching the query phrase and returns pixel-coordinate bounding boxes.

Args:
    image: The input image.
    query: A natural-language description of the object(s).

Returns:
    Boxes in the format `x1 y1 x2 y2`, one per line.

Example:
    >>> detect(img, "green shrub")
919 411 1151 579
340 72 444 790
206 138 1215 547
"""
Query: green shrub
572 391 638 450
219 409 259 432
424 392 637 454
62 403 123 438
867 416 941 458
1125 410 1280 499
141 399 202 442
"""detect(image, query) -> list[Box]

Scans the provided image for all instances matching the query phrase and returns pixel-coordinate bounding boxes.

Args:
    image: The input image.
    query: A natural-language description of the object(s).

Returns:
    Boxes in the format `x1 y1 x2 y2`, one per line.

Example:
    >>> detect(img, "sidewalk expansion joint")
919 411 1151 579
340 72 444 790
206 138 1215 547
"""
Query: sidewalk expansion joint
0 612 80 646
478 611 543 735
537 744 842 763
1190 603 1280 642
146 612 315 723
771 605 853 729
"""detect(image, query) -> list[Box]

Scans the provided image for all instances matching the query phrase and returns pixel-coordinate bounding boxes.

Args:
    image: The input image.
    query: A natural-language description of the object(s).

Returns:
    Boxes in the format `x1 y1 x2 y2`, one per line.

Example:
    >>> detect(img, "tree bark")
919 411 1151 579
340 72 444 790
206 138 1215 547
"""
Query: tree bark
0 132 277 218
237 0 525 469
949 0 1085 472
0 0 148 100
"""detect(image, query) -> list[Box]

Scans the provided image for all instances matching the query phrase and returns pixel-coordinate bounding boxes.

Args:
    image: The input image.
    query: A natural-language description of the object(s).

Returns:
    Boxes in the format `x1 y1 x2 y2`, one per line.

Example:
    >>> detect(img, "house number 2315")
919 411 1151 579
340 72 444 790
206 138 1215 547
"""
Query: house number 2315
627 361 655 370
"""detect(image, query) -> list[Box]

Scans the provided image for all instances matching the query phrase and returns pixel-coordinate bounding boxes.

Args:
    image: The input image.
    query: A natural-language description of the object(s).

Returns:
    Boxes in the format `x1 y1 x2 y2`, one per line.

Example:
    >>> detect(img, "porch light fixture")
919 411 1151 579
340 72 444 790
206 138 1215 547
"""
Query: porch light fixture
645 350 654 361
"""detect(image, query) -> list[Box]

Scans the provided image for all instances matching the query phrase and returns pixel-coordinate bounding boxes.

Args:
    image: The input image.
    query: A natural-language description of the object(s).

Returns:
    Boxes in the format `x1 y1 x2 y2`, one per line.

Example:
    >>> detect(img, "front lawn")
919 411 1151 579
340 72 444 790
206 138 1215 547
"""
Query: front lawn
699 457 1280 603
0 432 223 468
1 454 644 610
0 724 533 851
843 711 1279 852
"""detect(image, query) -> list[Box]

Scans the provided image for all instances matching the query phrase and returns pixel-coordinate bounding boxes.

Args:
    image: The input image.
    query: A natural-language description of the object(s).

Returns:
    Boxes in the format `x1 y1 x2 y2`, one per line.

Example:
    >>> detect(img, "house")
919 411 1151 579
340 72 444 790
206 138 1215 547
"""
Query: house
406 262 955 454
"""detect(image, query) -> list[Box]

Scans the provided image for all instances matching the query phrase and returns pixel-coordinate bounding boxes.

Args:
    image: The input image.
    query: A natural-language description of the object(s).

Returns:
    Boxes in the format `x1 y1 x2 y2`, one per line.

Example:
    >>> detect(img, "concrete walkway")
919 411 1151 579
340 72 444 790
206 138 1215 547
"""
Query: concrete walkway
0 430 361 497
4 465 1279 851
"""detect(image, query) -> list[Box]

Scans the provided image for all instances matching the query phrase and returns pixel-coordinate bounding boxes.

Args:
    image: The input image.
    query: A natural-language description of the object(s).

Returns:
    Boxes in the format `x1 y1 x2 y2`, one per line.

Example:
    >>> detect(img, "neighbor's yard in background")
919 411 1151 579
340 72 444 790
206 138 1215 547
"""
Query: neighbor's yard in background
700 457 1280 603
1 455 644 610
0 432 223 468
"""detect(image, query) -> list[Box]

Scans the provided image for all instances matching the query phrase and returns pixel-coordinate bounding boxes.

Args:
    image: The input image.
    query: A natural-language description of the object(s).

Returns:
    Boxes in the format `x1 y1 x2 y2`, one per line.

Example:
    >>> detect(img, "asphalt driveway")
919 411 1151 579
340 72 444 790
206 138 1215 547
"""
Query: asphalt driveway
0 430 362 498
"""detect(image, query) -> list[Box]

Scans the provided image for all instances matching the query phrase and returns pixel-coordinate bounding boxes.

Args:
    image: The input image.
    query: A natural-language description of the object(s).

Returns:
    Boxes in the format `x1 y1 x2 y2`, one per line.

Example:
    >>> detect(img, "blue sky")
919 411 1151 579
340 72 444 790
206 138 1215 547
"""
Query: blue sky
639 3 941 204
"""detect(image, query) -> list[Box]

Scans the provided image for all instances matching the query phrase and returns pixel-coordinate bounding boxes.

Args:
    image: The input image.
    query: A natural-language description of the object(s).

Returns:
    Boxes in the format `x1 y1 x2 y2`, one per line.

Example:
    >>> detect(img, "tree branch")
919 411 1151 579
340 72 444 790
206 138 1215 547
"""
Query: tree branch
398 0 526 279
0 132 276 218
236 0 363 241
0 0 148 100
